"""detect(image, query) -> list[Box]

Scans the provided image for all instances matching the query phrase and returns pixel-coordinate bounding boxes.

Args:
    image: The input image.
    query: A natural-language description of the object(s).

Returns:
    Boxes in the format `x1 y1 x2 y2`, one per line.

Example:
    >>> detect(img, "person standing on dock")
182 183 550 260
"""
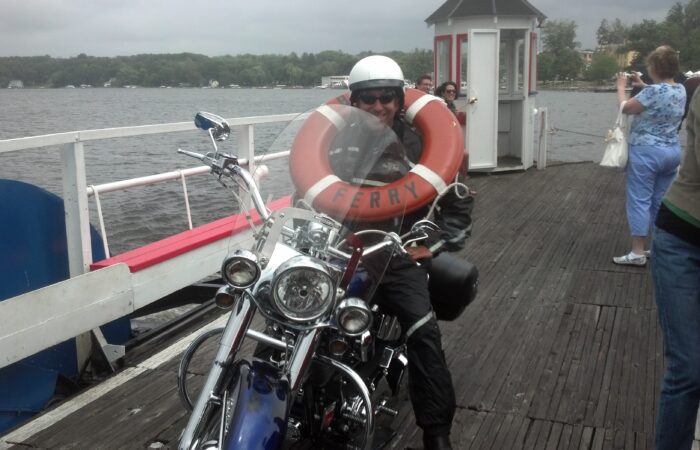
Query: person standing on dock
651 87 700 450
612 46 685 266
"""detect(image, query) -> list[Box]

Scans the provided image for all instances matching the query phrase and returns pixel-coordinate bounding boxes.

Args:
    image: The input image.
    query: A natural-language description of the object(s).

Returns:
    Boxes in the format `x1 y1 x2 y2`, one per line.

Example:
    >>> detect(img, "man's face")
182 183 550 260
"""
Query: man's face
416 79 432 93
354 89 399 128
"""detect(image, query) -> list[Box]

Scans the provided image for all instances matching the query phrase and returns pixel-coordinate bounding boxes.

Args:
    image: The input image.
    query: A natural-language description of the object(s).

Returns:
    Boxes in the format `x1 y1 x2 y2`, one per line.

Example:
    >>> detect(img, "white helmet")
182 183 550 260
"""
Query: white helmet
348 55 404 92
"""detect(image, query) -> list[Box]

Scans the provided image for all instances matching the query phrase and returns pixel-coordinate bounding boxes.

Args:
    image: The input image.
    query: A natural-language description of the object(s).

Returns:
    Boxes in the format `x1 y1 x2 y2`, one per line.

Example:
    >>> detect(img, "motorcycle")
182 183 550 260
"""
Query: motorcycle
176 106 478 450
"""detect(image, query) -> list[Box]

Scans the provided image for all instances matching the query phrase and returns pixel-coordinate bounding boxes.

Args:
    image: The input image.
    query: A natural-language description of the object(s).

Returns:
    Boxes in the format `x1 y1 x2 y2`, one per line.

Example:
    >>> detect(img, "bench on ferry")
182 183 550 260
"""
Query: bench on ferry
0 195 290 375
89 196 290 314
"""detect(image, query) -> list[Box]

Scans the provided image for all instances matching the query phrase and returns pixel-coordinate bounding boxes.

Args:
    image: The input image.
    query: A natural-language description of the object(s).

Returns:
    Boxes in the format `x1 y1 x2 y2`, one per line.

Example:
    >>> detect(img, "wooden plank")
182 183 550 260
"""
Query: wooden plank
607 307 631 430
533 420 554 450
556 304 597 423
22 369 186 449
522 418 543 450
578 426 596 450
468 412 501 449
590 427 606 450
645 308 660 434
591 306 623 428
516 303 566 418
584 306 615 425
569 302 604 424
550 304 588 421
0 263 132 368
629 307 646 432
557 423 575 449
510 415 533 449
491 294 565 413
450 410 486 450
545 422 564 450
529 302 577 419
486 413 517 450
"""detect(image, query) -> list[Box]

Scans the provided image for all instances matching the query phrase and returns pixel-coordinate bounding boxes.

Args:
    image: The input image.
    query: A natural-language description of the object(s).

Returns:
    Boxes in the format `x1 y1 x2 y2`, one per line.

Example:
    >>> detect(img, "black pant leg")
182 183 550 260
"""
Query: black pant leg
375 255 456 436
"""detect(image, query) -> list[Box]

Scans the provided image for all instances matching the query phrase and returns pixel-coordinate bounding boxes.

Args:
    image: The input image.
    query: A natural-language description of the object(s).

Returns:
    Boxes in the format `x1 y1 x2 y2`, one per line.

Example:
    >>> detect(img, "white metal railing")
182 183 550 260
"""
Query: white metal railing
87 149 291 257
0 112 299 370
0 113 299 276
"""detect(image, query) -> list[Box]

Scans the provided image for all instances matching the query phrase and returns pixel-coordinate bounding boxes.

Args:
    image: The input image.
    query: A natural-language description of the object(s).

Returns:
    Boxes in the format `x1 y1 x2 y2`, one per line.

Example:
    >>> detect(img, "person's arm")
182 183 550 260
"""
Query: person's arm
616 72 645 115
427 189 474 255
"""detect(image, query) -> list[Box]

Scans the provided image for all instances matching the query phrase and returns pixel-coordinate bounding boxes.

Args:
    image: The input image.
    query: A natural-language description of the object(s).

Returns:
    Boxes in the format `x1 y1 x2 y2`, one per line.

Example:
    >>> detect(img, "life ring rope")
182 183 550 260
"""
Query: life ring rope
410 164 448 195
303 174 342 206
316 105 347 131
404 94 441 124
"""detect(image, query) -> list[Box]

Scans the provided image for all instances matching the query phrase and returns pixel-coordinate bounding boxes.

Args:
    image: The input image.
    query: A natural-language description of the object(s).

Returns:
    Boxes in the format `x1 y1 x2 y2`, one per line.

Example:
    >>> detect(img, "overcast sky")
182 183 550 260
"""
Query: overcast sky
0 0 682 58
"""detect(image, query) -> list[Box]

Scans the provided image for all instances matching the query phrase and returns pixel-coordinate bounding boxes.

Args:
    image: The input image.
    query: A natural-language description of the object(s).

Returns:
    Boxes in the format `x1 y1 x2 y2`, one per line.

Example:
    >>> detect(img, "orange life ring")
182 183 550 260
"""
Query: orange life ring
289 88 464 222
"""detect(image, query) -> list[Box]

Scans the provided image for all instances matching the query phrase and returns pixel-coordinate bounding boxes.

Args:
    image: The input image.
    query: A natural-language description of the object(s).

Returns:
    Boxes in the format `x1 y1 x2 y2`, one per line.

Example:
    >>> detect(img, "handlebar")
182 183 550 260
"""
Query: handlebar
178 148 270 222
328 230 407 263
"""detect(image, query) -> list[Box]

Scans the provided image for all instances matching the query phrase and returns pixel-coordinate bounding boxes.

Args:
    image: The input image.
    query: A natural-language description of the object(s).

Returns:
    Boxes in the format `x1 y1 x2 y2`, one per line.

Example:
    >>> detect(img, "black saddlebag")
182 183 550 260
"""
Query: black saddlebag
428 252 479 321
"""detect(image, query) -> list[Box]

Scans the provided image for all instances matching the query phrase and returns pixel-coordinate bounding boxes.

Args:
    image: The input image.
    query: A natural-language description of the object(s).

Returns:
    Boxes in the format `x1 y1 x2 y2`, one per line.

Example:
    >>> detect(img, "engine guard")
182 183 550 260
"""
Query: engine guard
222 360 290 450
428 252 479 321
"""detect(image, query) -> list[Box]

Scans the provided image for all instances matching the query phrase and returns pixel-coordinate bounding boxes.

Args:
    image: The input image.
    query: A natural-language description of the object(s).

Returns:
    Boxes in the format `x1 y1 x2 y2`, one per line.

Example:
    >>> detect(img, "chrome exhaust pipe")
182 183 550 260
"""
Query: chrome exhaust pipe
314 354 375 449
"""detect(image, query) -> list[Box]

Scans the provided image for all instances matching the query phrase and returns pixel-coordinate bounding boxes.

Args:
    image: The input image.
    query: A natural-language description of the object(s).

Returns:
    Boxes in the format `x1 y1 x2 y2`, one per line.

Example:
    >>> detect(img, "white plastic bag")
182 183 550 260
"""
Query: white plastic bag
600 102 628 169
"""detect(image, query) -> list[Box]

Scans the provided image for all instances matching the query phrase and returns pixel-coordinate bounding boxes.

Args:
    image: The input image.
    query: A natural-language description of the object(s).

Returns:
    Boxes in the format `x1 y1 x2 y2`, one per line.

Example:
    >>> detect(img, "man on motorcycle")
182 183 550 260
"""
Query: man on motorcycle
331 55 474 450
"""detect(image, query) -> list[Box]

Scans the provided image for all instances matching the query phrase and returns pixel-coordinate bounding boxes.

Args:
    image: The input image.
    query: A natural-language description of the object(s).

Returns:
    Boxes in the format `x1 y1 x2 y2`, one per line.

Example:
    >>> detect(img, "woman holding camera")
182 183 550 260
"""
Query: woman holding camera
613 46 685 266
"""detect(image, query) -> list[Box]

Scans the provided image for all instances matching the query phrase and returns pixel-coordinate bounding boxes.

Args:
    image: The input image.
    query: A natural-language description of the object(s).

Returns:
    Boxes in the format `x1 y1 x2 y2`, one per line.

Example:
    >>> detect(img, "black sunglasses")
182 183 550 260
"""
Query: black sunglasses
358 91 396 105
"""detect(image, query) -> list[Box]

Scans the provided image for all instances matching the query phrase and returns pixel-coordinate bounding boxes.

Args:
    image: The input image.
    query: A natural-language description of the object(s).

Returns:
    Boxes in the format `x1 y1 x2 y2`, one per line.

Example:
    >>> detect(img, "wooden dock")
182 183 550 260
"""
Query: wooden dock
2 162 696 449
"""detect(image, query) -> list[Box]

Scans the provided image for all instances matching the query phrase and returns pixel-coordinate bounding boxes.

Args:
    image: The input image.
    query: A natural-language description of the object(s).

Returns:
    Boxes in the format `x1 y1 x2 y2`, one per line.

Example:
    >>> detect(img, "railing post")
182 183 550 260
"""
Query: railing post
236 124 255 211
537 107 548 170
61 141 123 372
61 141 92 275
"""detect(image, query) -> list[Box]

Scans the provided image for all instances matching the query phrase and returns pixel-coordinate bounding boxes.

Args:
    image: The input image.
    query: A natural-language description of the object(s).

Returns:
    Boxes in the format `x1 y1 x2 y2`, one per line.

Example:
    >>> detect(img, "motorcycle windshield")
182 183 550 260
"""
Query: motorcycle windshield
258 103 414 313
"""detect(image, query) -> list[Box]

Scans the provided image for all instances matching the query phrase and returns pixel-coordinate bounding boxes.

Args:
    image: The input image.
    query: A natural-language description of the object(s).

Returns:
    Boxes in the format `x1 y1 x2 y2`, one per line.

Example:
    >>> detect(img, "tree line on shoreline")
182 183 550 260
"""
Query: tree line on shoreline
3 0 699 89
540 0 700 82
0 50 433 89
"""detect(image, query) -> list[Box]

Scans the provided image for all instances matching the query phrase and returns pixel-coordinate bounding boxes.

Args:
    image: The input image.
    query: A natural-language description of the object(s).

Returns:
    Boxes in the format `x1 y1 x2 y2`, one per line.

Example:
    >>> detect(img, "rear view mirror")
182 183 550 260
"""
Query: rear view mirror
194 112 230 141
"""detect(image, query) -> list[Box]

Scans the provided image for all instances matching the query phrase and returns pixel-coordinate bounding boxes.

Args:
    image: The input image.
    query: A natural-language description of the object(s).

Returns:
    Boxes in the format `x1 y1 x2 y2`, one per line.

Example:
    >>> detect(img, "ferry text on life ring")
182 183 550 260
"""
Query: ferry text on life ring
289 88 464 222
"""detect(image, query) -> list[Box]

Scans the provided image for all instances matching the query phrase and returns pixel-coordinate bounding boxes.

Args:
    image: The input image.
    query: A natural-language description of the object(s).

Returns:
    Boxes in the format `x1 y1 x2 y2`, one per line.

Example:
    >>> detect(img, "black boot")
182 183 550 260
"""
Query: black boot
423 434 453 450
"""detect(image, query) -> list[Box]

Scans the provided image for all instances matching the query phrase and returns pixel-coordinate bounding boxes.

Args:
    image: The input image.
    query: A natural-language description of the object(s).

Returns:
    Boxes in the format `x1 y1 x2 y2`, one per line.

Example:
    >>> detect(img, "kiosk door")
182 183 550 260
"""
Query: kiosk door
466 30 499 169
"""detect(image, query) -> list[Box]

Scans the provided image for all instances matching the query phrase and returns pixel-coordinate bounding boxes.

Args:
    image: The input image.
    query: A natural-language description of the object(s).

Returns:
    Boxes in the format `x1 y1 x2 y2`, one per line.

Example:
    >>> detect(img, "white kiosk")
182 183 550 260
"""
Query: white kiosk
426 0 546 171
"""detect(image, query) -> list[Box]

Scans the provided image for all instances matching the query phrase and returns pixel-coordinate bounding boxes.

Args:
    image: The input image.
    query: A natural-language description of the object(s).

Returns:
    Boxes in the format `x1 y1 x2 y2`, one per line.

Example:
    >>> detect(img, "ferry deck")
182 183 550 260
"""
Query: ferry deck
3 161 697 450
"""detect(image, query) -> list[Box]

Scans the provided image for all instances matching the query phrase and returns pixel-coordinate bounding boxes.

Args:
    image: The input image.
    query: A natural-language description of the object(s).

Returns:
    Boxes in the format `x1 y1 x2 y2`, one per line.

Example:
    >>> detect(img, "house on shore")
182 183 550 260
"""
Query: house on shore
320 75 349 89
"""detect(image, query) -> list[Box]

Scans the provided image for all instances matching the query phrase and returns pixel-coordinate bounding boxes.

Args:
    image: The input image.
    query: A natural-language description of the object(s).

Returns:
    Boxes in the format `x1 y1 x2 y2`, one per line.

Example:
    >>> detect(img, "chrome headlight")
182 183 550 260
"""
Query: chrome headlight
335 298 372 336
214 285 237 309
272 256 334 322
221 249 260 288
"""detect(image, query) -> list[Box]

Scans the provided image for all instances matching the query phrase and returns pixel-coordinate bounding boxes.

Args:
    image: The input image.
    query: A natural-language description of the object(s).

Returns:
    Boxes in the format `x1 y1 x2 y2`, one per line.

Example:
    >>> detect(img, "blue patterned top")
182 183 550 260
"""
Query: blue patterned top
629 83 686 146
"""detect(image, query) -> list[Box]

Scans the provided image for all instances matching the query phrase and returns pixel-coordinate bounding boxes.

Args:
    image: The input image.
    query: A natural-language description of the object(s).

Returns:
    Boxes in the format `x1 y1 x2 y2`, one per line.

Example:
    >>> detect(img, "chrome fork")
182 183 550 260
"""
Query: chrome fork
178 294 256 450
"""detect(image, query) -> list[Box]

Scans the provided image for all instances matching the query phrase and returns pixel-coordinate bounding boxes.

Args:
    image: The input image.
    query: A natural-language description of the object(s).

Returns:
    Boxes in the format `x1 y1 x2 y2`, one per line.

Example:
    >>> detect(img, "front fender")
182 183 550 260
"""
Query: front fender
223 360 290 450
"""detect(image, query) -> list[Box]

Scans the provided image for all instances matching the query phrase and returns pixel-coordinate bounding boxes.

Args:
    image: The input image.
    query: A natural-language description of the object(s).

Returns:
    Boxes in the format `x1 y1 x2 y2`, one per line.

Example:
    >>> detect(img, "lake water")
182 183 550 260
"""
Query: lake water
0 87 625 254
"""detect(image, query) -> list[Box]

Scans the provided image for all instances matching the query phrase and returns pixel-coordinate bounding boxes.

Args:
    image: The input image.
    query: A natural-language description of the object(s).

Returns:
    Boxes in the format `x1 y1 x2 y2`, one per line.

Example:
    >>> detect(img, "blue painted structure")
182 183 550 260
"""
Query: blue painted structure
0 179 130 433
